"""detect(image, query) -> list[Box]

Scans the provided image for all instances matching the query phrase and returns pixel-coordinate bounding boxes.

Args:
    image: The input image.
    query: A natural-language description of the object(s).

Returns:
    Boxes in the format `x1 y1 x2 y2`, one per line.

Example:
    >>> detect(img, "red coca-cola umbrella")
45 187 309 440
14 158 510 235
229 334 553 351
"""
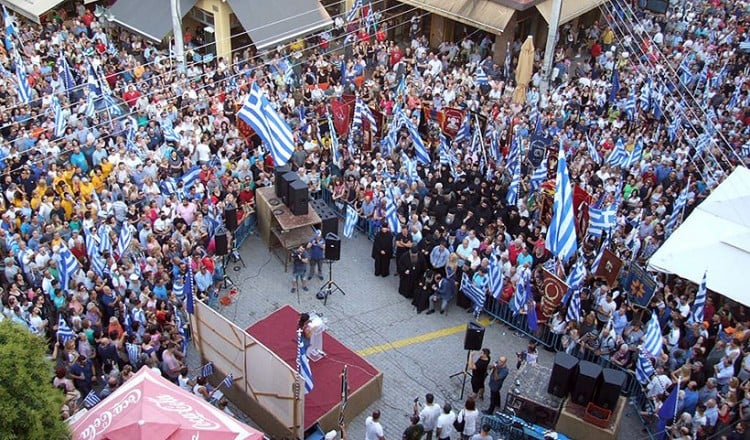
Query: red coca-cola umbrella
69 367 264 440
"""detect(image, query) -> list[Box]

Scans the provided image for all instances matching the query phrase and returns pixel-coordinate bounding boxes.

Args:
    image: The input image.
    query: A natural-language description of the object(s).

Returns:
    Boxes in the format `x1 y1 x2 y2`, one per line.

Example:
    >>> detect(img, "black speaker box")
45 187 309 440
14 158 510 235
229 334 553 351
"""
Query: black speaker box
463 321 485 351
505 394 559 430
224 206 238 232
325 232 341 261
288 180 309 215
319 209 339 236
571 361 602 406
274 165 292 197
280 172 298 204
215 231 229 256
644 0 669 14
594 368 626 410
547 351 579 398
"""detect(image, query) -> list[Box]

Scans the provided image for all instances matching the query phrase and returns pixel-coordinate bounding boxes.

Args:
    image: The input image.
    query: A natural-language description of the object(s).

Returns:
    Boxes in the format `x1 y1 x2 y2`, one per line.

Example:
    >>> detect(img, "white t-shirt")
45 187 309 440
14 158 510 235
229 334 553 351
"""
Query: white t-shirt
436 411 456 439
419 403 441 431
365 417 384 440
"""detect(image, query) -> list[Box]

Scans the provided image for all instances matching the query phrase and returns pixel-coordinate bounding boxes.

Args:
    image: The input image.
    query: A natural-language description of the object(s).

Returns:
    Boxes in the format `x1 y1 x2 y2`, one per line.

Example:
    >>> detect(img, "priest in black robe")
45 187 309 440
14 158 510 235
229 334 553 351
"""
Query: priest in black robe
371 224 394 277
397 247 427 299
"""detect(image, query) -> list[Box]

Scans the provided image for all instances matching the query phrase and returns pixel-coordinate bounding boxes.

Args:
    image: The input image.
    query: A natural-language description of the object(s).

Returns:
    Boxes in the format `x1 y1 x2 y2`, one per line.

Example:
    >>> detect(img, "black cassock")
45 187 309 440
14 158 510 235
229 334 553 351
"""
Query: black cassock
371 230 394 276
397 251 427 299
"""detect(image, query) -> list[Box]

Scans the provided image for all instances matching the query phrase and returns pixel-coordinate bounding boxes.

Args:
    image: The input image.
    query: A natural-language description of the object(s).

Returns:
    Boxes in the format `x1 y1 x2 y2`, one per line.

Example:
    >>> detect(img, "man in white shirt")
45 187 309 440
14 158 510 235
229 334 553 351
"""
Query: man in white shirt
365 410 385 440
419 393 441 440
435 403 456 440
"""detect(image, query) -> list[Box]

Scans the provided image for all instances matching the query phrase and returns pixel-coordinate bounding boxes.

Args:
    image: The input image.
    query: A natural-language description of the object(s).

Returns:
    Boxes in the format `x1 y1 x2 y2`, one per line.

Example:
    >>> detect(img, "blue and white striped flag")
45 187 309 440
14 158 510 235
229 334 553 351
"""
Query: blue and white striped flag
56 315 75 343
636 350 655 385
180 165 201 192
591 243 606 274
84 92 96 118
13 50 32 104
163 125 182 143
58 50 76 94
84 228 105 276
51 96 66 138
588 205 616 237
461 273 486 313
237 83 295 166
639 77 652 112
625 89 636 120
666 179 690 235
475 66 489 86
85 58 102 97
453 115 472 145
59 245 80 292
297 329 314 393
566 257 586 292
506 156 520 206
566 289 581 322
727 86 741 112
326 113 340 166
510 269 530 316
2 5 14 50
353 98 377 134
545 145 578 262
625 137 643 168
346 0 362 22
116 224 133 260
667 115 681 143
126 342 141 367
642 312 664 358
488 259 504 300
695 132 711 154
343 204 358 238
688 272 707 324
98 225 112 256
385 186 400 234
586 134 601 164
83 390 102 409
221 373 234 389
529 156 548 191
605 138 628 167
201 361 214 377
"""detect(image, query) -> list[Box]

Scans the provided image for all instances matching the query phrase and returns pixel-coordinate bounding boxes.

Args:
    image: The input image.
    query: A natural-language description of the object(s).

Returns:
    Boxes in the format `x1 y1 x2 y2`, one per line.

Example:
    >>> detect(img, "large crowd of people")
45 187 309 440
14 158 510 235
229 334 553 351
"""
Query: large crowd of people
0 0 748 439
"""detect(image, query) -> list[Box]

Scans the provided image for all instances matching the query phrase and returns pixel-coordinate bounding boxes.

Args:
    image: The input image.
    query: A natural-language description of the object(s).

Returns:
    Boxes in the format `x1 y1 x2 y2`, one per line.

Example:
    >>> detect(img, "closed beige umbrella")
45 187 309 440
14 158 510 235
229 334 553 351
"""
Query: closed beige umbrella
512 36 535 105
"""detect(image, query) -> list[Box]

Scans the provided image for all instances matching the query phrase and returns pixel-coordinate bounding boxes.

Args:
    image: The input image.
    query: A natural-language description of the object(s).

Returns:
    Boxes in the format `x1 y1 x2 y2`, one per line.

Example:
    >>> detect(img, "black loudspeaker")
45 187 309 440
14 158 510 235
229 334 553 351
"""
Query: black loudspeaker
274 165 291 197
319 209 338 236
571 361 602 406
215 231 229 256
644 0 669 13
505 394 559 430
288 180 309 215
463 321 485 351
594 368 626 410
224 206 237 232
280 172 298 204
547 351 579 398
324 232 341 261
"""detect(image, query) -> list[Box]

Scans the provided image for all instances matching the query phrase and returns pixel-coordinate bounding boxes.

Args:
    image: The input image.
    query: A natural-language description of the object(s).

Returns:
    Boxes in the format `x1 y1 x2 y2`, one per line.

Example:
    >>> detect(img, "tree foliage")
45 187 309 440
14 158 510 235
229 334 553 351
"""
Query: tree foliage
0 320 70 440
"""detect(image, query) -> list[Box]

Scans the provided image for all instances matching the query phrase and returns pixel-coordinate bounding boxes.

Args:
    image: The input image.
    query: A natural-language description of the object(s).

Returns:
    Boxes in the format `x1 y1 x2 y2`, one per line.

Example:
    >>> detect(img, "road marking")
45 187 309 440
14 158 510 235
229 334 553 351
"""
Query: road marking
356 318 492 357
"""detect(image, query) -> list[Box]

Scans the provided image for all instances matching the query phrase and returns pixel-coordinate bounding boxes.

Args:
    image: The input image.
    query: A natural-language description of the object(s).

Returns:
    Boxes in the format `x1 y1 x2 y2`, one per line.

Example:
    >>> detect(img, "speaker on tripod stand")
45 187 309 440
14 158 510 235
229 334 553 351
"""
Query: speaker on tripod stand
215 229 229 256
324 233 341 261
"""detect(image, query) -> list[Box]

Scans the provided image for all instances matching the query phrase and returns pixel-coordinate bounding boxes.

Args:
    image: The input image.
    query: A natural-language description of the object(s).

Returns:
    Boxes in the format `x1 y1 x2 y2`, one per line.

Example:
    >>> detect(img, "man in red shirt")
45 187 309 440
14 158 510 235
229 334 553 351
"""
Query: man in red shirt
122 84 140 107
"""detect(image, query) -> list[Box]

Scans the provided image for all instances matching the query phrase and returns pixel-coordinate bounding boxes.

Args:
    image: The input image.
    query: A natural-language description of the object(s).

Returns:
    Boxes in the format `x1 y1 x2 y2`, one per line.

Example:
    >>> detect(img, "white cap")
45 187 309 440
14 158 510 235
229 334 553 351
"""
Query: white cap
324 431 337 440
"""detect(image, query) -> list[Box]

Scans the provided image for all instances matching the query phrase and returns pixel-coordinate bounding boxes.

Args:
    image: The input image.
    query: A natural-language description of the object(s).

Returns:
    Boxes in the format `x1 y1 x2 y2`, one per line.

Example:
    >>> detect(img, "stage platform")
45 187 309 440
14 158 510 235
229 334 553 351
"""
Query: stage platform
246 305 383 432
555 396 627 440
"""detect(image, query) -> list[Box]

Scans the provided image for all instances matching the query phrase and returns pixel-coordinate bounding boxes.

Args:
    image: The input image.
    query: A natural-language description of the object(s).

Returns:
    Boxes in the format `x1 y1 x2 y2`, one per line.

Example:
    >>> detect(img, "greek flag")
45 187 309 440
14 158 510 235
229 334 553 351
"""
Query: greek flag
642 312 664 358
591 243 606 274
625 89 636 120
639 77 652 112
688 272 707 324
625 137 643 168
56 316 75 343
59 245 80 292
163 125 182 143
237 83 295 166
566 257 586 291
438 134 458 167
13 50 32 104
507 136 520 171
385 186 400 234
343 204 358 238
327 113 340 166
201 362 214 378
85 58 102 97
98 224 112 256
84 91 96 118
180 165 201 192
116 224 133 260
529 158 547 194
475 66 489 86
510 268 530 315
2 5 14 50
695 132 711 154
461 274 486 313
586 134 601 164
353 98 378 134
678 58 693 87
666 180 690 235
506 156 520 206
636 351 655 385
297 329 314 393
346 0 362 22
488 259 504 300
83 390 102 409
667 115 681 143
51 96 66 138
84 228 105 276
545 145 578 262
605 138 628 167
588 205 616 237
566 289 581 322
401 111 430 164
728 86 741 111
609 69 620 102
221 374 234 389
453 115 472 145
58 51 76 94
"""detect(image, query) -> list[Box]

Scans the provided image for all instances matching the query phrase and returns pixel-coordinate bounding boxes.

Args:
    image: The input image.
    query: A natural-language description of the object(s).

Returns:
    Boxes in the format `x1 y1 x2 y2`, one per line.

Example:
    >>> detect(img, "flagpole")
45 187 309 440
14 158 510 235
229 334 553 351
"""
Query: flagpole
473 114 487 167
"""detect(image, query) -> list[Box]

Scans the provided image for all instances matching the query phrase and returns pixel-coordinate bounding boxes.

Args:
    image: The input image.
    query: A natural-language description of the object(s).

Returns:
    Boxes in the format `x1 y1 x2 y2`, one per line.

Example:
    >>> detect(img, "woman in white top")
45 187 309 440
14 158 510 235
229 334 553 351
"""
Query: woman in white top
459 397 480 440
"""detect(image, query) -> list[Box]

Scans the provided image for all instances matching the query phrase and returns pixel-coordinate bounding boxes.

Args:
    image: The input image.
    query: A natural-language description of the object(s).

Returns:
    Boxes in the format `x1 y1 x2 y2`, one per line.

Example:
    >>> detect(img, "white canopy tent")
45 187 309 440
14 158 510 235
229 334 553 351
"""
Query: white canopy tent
648 167 750 307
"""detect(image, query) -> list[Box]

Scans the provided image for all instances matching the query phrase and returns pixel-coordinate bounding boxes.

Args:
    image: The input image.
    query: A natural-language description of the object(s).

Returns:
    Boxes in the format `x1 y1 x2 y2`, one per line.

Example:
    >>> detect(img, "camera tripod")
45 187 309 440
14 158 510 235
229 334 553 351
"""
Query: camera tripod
317 259 346 305
449 350 473 400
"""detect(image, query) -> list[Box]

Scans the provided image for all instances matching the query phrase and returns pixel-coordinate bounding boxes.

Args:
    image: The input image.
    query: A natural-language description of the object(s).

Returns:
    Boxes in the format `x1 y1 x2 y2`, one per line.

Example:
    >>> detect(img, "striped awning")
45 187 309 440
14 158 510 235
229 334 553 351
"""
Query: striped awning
396 0 516 34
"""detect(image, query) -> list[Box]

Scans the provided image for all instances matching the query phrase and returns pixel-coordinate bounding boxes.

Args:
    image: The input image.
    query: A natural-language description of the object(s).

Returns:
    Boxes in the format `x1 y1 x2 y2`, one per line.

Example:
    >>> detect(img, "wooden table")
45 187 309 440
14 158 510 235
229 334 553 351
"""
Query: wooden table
256 186 321 270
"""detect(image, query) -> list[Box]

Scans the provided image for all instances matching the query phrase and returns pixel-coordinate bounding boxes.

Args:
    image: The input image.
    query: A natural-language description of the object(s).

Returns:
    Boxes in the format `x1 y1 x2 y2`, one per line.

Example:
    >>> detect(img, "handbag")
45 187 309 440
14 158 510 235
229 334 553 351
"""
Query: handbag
453 410 465 432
